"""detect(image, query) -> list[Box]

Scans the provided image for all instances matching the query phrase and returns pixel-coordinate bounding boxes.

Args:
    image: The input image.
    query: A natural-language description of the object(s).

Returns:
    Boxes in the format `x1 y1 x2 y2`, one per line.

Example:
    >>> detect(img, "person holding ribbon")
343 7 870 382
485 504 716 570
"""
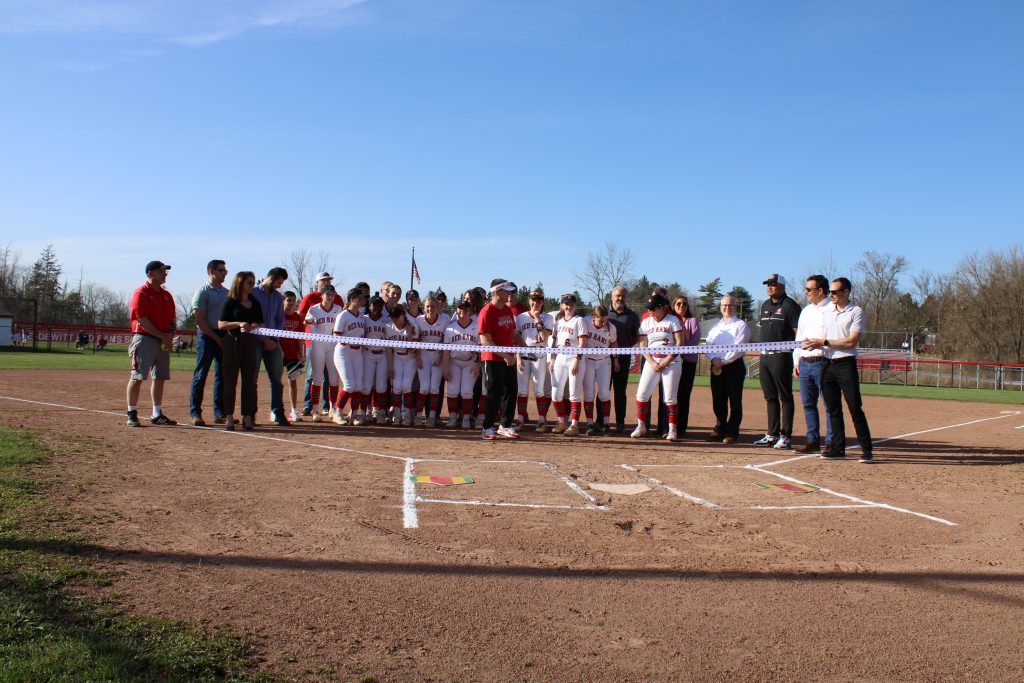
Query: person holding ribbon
705 295 751 444
218 271 264 431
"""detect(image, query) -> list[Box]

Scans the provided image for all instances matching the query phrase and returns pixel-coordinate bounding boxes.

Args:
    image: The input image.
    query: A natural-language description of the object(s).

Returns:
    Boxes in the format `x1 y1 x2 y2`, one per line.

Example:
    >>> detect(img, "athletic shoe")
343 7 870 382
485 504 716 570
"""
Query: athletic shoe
446 414 459 428
273 413 290 427
585 423 600 436
126 410 140 428
858 452 875 464
535 419 547 432
474 415 485 430
418 414 428 428
513 417 525 430
665 427 679 441
752 434 778 447
312 413 323 423
552 421 568 434
481 427 497 441
821 450 846 460
563 422 580 437
497 425 520 439
332 411 346 425
630 423 647 439
149 414 176 426
773 435 792 450
352 413 365 427
456 415 467 429
376 411 386 426
601 423 612 434
301 408 312 417
191 417 206 427
289 409 302 423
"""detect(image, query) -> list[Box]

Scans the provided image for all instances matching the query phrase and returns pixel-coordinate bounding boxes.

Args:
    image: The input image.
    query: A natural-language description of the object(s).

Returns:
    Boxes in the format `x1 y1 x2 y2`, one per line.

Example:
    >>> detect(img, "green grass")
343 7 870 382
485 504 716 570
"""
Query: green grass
0 346 196 372
0 426 269 682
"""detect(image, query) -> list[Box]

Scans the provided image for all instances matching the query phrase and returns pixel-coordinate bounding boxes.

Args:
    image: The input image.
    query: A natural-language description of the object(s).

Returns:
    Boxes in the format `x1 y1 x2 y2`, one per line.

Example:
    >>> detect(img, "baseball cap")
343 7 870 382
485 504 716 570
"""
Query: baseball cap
762 274 786 286
647 294 670 310
316 271 332 281
455 300 472 310
490 278 515 292
560 293 577 304
145 260 170 274
529 290 544 300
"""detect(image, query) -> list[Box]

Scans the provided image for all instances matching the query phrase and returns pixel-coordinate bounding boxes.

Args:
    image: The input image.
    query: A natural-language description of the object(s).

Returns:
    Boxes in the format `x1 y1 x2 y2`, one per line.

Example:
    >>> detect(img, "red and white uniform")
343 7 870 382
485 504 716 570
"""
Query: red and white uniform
414 313 448 395
444 317 480 399
387 321 418 395
332 309 365 393
305 304 341 387
362 314 390 395
582 316 617 407
636 313 683 403
516 311 553 398
551 314 588 403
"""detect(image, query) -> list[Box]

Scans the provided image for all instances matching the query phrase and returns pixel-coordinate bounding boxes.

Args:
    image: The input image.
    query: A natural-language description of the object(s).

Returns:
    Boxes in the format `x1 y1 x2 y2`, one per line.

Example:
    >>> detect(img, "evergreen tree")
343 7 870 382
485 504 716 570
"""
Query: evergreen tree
697 278 723 318
728 285 755 322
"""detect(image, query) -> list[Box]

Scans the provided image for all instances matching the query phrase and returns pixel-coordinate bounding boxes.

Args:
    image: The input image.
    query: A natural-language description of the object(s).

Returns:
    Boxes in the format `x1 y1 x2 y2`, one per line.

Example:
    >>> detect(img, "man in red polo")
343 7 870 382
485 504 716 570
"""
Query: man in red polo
477 278 523 440
126 260 178 427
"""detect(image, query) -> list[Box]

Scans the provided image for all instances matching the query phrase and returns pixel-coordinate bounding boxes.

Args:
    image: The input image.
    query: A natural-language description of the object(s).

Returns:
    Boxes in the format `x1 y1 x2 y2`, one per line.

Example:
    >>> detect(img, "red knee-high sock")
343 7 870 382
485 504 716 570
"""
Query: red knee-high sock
402 392 412 410
328 385 339 409
584 400 594 421
447 396 458 415
372 390 384 411
391 391 402 409
636 400 650 423
517 396 529 420
537 396 551 418
570 401 582 422
311 385 321 407
416 392 426 412
429 393 439 417
600 400 611 424
336 390 350 411
352 391 364 412
554 399 566 419
563 398 571 417
668 404 678 425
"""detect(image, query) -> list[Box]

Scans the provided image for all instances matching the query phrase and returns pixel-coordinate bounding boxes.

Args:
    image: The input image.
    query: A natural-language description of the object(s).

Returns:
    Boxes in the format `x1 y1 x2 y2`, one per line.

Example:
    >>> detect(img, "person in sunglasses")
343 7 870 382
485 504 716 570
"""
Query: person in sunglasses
802 278 875 463
752 274 801 450
793 275 833 454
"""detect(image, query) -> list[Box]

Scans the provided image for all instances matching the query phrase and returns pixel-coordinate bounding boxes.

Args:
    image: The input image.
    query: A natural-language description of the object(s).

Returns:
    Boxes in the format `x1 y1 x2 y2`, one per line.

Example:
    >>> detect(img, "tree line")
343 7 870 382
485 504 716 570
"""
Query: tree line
2 242 1022 363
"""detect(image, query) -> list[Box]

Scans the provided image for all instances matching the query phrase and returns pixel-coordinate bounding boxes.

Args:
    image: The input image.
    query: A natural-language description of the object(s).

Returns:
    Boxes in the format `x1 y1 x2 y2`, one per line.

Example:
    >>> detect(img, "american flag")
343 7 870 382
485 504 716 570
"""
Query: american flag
412 257 421 284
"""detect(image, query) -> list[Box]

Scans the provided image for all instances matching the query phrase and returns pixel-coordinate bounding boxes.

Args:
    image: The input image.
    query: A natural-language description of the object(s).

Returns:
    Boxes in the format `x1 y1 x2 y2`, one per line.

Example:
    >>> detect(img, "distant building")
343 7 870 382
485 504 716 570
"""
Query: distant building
0 309 12 346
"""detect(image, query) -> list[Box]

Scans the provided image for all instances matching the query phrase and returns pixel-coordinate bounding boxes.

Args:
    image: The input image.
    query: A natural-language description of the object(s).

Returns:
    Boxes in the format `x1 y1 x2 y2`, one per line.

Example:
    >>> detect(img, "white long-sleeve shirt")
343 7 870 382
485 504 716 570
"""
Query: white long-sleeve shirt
793 298 830 363
705 316 751 365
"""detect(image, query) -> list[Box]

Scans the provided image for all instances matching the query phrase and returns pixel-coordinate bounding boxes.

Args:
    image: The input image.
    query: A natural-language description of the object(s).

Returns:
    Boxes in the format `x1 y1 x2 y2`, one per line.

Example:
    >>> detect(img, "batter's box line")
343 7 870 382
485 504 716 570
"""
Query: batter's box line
416 497 601 511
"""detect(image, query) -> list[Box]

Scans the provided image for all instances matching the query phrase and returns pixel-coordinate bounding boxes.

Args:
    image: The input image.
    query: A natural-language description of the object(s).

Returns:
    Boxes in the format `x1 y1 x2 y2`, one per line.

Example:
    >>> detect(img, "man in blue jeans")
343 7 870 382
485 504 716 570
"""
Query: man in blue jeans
793 275 833 453
189 259 229 426
251 267 289 426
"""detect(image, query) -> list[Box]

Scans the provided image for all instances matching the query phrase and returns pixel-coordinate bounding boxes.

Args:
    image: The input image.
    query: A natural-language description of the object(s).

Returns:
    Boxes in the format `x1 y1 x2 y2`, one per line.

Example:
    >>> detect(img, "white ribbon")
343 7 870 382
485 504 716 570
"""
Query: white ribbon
254 327 800 356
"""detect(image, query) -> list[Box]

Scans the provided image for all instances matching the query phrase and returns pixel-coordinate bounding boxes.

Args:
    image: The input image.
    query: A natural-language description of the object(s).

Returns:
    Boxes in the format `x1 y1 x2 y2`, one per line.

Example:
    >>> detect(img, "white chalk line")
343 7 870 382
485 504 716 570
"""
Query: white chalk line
735 504 875 511
1015 424 1024 430
540 461 605 507
416 496 599 511
0 395 125 417
403 461 419 529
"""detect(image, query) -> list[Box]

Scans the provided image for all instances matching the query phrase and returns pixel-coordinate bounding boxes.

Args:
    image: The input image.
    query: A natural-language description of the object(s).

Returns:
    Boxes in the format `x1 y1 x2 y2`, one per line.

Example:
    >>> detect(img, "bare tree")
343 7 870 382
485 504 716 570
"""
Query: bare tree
175 292 196 330
284 248 313 296
853 250 910 330
573 242 637 305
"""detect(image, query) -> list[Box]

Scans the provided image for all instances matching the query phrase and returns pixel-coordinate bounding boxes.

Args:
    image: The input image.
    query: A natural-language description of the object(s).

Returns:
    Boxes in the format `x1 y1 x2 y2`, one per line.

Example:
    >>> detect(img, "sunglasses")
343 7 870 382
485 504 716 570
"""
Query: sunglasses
828 289 847 295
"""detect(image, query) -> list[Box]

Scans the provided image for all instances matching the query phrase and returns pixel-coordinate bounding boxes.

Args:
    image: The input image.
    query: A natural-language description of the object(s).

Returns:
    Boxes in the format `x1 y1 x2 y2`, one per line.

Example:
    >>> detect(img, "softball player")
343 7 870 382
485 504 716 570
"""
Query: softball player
303 286 342 423
582 304 618 435
385 305 418 426
549 293 589 436
414 296 448 427
631 294 685 441
442 300 481 429
362 296 390 425
515 289 554 431
332 287 367 425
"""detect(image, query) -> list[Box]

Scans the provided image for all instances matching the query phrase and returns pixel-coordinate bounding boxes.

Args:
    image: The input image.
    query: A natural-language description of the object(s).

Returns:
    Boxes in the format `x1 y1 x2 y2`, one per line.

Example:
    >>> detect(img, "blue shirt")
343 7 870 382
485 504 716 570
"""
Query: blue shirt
251 283 284 336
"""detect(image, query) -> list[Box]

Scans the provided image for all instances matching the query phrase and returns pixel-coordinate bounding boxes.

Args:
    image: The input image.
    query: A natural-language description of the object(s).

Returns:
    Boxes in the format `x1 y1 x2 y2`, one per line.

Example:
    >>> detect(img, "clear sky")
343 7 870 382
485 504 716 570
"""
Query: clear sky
1 0 1021 304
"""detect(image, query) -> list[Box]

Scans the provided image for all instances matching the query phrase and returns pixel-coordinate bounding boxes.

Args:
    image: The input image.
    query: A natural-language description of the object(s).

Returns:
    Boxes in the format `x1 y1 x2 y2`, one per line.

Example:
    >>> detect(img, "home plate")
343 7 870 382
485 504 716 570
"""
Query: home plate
589 483 651 495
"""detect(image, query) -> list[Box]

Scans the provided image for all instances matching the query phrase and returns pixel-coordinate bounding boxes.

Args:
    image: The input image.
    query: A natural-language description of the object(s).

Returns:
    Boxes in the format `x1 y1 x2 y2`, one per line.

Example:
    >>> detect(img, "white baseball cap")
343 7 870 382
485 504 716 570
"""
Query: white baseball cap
316 272 333 281
762 274 786 286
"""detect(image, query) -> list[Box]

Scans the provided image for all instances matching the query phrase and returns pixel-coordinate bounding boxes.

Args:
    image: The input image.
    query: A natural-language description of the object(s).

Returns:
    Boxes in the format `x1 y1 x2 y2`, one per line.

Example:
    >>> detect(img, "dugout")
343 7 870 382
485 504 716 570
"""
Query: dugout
0 309 12 346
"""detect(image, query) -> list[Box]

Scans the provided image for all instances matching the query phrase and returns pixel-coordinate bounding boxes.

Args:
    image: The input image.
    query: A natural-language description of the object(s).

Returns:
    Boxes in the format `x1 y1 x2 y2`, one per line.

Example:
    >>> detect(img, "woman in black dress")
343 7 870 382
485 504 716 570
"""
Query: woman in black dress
218 271 264 430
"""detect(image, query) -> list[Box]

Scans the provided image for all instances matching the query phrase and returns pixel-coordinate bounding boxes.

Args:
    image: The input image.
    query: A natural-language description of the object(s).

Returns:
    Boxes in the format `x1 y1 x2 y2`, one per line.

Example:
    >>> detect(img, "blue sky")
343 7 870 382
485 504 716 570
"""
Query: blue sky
1 0 1021 305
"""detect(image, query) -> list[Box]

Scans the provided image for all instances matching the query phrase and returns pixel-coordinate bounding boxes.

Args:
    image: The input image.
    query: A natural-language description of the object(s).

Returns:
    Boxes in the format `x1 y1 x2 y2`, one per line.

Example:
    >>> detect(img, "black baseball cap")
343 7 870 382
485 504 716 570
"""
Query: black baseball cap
529 290 544 300
145 260 170 274
647 294 669 310
560 293 577 304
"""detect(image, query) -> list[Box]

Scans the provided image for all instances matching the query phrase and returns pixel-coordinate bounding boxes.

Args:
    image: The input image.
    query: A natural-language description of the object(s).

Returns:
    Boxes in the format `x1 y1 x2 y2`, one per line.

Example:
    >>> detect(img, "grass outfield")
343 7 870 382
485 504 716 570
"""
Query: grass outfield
0 425 267 681
3 346 1022 405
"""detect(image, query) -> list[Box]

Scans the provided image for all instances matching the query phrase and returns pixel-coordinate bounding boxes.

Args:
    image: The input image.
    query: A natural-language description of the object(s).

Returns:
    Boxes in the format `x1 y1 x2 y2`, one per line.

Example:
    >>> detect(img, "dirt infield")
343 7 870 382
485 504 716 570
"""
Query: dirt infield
2 369 1023 681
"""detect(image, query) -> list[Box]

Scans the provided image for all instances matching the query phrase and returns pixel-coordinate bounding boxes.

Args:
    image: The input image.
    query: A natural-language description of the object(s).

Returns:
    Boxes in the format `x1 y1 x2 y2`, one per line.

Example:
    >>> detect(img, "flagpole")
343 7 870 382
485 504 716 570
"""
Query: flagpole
410 247 415 293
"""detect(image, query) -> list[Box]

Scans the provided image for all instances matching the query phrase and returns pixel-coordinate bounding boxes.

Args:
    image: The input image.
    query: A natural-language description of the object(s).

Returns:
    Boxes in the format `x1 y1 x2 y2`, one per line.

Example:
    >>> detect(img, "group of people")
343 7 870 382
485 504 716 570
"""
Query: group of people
124 260 874 461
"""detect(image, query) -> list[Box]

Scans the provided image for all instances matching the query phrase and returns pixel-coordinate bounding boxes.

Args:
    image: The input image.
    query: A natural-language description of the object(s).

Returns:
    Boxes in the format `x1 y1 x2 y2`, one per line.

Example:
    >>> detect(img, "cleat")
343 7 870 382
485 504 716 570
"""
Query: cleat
585 423 600 436
773 435 792 450
552 421 568 434
535 419 548 432
752 434 778 447
858 452 875 464
630 423 647 439
474 415 485 430
481 427 497 441
289 409 302 423
665 427 679 442
312 413 323 423
497 425 520 439
563 422 580 437
446 414 459 428
462 415 472 430
332 412 346 425
376 411 386 426
149 414 176 426
418 414 428 428
126 410 140 427
301 407 312 417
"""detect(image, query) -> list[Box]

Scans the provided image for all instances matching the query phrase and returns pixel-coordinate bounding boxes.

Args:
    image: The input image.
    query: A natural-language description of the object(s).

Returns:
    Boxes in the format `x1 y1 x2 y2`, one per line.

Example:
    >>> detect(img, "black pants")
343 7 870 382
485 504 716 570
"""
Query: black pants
710 359 745 438
822 357 873 454
675 360 697 436
482 360 518 429
759 353 795 438
222 333 260 418
611 355 633 429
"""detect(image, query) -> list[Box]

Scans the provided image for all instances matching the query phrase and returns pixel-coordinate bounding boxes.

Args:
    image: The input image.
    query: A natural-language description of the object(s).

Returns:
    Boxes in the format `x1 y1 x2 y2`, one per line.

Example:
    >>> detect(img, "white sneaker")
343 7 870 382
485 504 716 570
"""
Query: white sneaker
497 425 520 439
474 415 485 430
332 411 346 425
563 421 580 437
630 423 647 439
289 409 301 422
773 435 792 450
446 414 459 428
753 434 778 447
312 413 323 423
481 427 497 441
462 415 472 430
535 418 547 432
352 412 365 427
665 426 679 441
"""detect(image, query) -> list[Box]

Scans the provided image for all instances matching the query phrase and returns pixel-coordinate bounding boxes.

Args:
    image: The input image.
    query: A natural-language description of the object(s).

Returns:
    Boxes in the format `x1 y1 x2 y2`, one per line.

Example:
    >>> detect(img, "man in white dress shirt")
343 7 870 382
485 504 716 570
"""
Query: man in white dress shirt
793 275 834 454
803 277 875 463
705 295 751 444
